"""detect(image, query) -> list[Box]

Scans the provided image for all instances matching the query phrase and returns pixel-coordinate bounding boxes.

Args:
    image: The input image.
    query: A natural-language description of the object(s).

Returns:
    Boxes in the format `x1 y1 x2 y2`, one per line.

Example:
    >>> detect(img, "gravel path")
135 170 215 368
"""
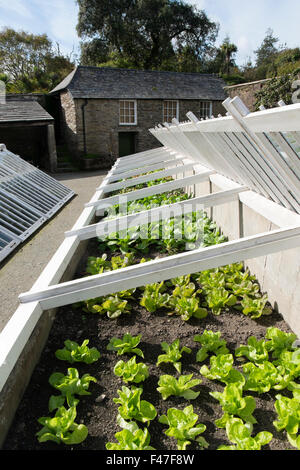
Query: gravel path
0 170 106 333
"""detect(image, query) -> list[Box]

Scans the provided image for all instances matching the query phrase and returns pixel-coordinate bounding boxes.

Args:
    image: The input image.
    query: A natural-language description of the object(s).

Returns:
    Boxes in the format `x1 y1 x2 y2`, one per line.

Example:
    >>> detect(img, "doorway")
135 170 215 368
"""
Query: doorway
118 132 136 157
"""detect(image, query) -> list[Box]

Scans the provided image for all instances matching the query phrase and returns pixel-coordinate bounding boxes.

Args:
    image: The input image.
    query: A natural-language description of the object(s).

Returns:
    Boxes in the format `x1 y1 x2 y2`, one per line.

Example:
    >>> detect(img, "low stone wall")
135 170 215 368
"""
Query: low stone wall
224 79 271 111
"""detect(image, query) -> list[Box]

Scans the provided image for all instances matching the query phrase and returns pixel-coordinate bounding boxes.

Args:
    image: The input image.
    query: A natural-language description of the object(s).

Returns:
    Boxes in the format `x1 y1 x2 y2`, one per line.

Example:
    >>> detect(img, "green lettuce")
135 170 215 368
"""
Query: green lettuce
156 339 192 374
193 330 228 362
210 383 257 428
48 368 97 408
113 386 157 424
200 354 245 386
157 374 201 400
107 333 144 358
55 339 100 364
159 405 208 450
218 417 272 450
36 406 88 445
114 356 149 384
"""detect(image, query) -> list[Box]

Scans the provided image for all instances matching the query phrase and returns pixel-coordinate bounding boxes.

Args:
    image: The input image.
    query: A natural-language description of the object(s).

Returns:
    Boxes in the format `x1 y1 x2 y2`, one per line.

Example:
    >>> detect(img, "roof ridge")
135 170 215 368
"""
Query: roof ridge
76 65 219 77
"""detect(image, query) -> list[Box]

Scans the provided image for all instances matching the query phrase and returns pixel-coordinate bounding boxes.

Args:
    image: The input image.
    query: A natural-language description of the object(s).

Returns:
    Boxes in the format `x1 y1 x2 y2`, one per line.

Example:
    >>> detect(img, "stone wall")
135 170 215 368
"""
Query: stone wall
60 97 226 166
224 79 272 111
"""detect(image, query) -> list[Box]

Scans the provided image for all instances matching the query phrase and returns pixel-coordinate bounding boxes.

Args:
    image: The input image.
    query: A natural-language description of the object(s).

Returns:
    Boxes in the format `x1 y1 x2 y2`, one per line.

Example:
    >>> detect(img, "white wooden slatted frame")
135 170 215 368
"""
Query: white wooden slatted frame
1 97 300 398
0 145 75 262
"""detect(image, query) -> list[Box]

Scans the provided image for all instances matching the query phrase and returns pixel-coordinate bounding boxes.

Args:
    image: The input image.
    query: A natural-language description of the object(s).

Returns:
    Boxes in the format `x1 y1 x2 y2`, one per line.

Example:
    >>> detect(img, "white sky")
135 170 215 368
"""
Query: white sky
0 0 299 66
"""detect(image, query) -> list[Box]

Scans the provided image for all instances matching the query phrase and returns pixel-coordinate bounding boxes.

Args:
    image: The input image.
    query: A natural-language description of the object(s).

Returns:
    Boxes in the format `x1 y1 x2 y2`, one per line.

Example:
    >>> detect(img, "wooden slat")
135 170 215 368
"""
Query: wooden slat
65 186 248 241
18 224 300 309
102 162 196 193
85 170 214 209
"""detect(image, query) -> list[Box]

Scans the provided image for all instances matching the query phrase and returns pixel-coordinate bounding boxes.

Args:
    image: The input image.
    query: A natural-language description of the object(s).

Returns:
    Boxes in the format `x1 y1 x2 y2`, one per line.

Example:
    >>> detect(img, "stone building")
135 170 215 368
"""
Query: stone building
50 66 226 168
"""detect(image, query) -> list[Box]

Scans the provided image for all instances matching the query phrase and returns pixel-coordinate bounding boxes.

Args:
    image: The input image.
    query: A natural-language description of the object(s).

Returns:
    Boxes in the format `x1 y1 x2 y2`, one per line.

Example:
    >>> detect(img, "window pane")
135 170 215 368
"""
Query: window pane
119 100 136 124
163 100 178 123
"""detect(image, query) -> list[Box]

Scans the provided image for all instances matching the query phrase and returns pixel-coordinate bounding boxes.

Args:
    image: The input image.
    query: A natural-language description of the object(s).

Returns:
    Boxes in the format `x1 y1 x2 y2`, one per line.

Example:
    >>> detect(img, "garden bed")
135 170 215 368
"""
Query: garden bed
3 178 300 452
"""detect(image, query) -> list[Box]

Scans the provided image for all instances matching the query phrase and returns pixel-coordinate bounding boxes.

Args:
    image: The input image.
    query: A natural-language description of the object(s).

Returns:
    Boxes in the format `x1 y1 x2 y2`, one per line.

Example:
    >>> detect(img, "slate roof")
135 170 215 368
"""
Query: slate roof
50 66 226 101
0 100 54 123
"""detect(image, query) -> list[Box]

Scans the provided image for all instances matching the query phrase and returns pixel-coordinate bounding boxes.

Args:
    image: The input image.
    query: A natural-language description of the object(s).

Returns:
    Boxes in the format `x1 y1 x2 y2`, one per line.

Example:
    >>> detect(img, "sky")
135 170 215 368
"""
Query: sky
0 0 300 66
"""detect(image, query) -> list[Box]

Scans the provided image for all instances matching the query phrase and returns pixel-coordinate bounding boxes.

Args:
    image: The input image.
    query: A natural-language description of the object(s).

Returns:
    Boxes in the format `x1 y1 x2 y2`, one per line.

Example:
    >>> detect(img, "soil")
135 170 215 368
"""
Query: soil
3 234 296 452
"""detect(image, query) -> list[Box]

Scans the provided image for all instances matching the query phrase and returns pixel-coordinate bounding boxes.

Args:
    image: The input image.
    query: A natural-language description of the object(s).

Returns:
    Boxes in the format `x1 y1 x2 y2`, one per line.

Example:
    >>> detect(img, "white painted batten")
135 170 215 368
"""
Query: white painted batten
18 224 300 310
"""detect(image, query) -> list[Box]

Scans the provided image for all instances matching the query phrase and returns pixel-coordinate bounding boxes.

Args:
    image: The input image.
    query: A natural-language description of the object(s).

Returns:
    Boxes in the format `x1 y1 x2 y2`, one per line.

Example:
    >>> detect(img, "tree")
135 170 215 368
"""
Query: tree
216 36 238 75
76 0 219 71
0 27 76 93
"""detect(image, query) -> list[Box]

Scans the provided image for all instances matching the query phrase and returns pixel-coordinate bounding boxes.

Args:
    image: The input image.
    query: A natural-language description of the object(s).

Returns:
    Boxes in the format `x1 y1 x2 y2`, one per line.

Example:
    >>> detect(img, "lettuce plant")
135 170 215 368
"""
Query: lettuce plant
235 336 269 364
106 424 155 450
205 287 237 315
274 350 300 390
156 339 192 374
273 392 300 436
159 405 208 450
113 386 157 424
242 361 283 393
98 295 131 318
193 330 229 362
48 368 97 408
55 339 100 364
114 356 149 384
217 417 272 450
86 254 110 275
82 294 131 318
265 327 298 359
36 406 88 445
240 294 272 319
140 282 170 313
200 354 245 386
157 374 201 400
168 295 207 321
210 383 257 428
107 333 144 358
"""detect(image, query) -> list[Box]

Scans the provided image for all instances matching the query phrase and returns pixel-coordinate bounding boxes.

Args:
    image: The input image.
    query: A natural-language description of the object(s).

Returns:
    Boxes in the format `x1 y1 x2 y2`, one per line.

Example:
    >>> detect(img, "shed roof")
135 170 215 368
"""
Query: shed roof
0 100 54 124
50 66 226 101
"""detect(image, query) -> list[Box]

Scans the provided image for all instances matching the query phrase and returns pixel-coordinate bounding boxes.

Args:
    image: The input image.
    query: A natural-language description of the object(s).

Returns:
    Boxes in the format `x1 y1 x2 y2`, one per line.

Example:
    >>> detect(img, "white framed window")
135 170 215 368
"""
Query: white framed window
199 101 212 119
163 100 179 123
119 100 137 125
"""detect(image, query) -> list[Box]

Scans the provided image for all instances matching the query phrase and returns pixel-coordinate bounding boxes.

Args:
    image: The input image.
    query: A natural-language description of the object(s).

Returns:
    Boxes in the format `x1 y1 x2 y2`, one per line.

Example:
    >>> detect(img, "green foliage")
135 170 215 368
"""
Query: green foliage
140 282 170 313
159 405 208 450
157 374 201 400
36 406 88 445
55 339 100 364
168 294 208 321
107 333 144 358
114 356 149 384
273 392 300 436
265 327 298 359
254 71 300 110
235 336 269 364
48 368 97 409
217 417 272 450
242 361 284 394
240 294 272 319
106 422 155 450
156 339 192 374
200 354 245 386
77 0 218 71
210 383 257 428
0 27 75 93
83 294 131 318
193 330 229 362
205 287 237 315
113 386 157 424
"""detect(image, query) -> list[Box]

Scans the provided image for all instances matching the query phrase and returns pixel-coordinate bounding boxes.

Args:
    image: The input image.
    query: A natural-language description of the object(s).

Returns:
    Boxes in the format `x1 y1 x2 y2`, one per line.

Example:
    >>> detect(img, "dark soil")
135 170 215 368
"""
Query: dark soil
2 238 296 452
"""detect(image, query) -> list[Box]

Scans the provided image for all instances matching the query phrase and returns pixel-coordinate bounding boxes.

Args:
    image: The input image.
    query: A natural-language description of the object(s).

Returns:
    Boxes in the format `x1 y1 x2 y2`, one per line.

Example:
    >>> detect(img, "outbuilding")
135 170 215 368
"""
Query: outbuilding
50 66 226 169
